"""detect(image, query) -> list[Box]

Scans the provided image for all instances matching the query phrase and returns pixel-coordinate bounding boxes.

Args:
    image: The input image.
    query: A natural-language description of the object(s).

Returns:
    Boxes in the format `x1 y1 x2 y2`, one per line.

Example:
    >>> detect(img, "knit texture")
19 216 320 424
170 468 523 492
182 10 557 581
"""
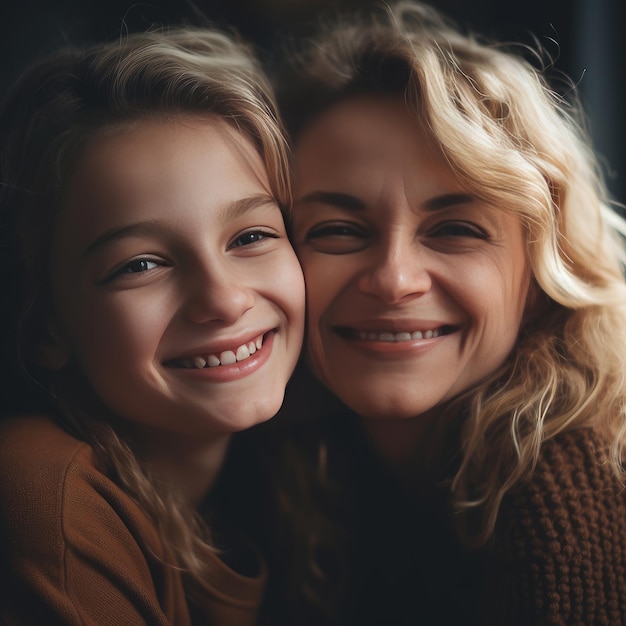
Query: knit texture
279 415 626 625
491 428 626 625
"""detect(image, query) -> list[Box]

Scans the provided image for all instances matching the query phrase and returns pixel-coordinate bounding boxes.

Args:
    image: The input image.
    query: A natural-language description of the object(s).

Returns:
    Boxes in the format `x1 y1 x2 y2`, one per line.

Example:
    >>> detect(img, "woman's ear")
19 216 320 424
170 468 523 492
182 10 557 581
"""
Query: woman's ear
522 278 549 326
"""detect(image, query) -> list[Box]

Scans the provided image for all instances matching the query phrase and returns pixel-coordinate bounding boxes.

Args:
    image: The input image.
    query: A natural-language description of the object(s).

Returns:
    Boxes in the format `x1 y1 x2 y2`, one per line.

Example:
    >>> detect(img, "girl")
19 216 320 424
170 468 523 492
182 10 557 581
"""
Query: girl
0 27 304 625
274 1 626 623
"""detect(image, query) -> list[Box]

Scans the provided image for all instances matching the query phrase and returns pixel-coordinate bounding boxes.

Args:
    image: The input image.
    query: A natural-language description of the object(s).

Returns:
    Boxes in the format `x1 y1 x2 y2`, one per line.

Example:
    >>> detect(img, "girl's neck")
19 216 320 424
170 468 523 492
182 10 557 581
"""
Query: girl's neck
118 422 232 508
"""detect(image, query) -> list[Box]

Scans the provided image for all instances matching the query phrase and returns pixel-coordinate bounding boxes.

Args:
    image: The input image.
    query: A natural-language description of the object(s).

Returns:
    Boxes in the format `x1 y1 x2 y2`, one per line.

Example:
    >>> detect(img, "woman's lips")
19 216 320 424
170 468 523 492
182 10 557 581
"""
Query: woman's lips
334 325 456 342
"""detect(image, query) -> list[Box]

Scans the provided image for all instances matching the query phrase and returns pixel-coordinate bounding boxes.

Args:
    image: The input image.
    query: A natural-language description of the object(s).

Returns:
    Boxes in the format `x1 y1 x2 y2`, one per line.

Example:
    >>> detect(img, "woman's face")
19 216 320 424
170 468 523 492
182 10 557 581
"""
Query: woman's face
292 95 532 420
49 116 305 438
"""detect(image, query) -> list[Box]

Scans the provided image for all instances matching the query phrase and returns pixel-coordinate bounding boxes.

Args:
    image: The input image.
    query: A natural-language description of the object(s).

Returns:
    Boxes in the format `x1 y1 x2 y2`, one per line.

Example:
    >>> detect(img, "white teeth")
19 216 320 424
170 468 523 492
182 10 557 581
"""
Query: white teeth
193 356 207 368
358 329 441 342
174 334 265 369
236 345 250 361
220 350 237 365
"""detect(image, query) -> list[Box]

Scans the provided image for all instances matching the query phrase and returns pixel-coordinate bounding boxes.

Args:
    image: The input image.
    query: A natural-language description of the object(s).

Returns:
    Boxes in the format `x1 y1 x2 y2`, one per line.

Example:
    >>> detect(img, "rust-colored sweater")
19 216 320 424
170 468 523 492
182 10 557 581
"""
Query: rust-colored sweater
0 415 266 626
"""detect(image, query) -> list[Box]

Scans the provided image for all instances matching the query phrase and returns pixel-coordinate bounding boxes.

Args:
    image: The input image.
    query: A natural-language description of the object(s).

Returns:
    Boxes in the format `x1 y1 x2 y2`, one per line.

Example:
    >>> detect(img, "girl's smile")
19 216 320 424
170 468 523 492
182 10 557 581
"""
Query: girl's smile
166 331 268 369
49 116 305 437
164 329 276 382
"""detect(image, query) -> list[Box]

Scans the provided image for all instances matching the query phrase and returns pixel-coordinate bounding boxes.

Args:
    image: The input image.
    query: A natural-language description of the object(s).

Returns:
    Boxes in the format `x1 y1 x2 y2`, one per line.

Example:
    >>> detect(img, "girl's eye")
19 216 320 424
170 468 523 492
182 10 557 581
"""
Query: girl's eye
229 229 278 249
120 258 160 274
100 257 166 284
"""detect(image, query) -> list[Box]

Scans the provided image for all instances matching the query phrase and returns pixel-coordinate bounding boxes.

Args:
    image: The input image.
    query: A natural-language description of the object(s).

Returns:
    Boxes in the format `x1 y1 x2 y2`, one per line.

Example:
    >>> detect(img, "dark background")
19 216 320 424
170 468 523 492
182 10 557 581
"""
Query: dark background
1 0 624 202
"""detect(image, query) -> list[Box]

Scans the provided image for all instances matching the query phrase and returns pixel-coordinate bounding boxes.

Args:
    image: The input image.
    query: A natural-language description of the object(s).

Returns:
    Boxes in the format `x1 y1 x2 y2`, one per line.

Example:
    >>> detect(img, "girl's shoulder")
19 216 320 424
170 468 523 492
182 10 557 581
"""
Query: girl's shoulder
0 414 182 624
0 413 163 563
0 414 93 503
0 413 87 466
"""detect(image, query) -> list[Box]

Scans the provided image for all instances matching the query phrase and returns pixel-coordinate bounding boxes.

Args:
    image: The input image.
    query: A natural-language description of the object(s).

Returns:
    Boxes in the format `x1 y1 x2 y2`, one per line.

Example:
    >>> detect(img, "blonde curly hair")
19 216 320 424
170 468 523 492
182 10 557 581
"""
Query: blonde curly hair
278 0 626 544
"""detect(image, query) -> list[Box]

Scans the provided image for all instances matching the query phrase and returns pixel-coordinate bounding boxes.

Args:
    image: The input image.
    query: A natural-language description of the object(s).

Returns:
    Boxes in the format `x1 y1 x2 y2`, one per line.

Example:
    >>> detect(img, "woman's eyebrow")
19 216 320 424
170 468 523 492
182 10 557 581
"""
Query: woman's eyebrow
296 190 366 211
424 193 476 211
297 190 476 213
81 194 276 259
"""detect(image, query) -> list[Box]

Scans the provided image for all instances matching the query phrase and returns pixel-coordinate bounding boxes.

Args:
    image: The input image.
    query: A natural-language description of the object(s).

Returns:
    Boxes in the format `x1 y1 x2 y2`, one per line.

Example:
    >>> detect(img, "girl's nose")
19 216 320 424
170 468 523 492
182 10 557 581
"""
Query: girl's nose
356 237 432 304
182 264 255 325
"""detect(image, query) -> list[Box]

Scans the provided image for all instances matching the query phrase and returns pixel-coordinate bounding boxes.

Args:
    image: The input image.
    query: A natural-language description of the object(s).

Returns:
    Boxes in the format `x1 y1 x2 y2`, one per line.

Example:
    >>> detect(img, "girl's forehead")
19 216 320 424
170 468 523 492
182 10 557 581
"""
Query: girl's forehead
54 117 270 252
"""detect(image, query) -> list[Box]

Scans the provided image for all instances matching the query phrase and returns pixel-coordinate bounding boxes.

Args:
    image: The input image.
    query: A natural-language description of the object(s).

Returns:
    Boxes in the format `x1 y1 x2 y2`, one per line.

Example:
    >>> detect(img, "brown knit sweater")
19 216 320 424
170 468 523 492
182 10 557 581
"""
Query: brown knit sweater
266 415 626 625
488 427 626 625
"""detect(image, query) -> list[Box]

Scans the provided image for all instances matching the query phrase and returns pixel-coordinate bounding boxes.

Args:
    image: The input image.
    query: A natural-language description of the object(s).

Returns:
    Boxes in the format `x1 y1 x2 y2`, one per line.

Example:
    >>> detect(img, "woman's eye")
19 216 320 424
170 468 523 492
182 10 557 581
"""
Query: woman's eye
229 229 278 249
430 222 487 238
302 222 369 254
307 222 366 240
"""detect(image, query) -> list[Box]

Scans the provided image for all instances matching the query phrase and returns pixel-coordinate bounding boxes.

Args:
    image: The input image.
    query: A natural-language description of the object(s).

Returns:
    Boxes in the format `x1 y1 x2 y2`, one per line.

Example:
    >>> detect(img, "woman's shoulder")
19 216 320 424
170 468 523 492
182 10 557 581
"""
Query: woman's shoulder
490 427 626 623
500 426 625 533
537 425 612 463
526 426 620 497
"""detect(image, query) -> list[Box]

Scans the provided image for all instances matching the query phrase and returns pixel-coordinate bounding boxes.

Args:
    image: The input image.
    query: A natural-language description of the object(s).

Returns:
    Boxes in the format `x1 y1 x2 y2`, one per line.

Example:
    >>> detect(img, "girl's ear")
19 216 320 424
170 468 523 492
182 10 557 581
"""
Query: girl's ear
33 323 69 371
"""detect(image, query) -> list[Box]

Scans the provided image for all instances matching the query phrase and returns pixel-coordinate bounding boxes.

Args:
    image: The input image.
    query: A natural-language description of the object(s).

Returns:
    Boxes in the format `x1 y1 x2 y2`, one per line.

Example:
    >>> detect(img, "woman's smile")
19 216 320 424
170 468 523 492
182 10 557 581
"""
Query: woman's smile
334 324 456 342
293 95 531 420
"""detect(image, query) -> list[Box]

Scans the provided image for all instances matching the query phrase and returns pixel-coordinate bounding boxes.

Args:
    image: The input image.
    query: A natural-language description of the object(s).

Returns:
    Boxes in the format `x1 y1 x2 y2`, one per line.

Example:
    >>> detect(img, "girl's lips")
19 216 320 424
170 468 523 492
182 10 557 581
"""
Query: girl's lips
165 331 277 383
166 332 269 369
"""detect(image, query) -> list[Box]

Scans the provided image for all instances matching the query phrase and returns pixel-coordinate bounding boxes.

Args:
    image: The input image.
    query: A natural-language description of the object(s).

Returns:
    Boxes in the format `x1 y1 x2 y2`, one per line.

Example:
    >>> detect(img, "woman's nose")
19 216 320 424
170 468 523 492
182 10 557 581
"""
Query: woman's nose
182 263 255 325
356 237 432 304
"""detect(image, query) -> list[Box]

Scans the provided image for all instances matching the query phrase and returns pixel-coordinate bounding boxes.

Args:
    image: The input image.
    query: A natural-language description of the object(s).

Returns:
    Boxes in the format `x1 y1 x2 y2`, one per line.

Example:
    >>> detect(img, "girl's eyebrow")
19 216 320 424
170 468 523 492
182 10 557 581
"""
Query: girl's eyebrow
218 193 277 220
81 222 167 259
81 194 276 258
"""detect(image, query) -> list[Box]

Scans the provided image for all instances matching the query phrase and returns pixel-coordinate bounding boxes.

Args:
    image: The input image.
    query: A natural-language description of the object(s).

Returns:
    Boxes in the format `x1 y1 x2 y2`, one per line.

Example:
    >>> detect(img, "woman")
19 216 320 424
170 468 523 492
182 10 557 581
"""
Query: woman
274 1 626 623
0 26 304 625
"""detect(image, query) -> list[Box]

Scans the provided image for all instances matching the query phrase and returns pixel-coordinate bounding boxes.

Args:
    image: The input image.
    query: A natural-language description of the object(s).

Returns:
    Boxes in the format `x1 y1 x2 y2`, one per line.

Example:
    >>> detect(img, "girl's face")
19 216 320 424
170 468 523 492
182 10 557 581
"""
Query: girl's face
49 116 304 437
292 96 532 420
